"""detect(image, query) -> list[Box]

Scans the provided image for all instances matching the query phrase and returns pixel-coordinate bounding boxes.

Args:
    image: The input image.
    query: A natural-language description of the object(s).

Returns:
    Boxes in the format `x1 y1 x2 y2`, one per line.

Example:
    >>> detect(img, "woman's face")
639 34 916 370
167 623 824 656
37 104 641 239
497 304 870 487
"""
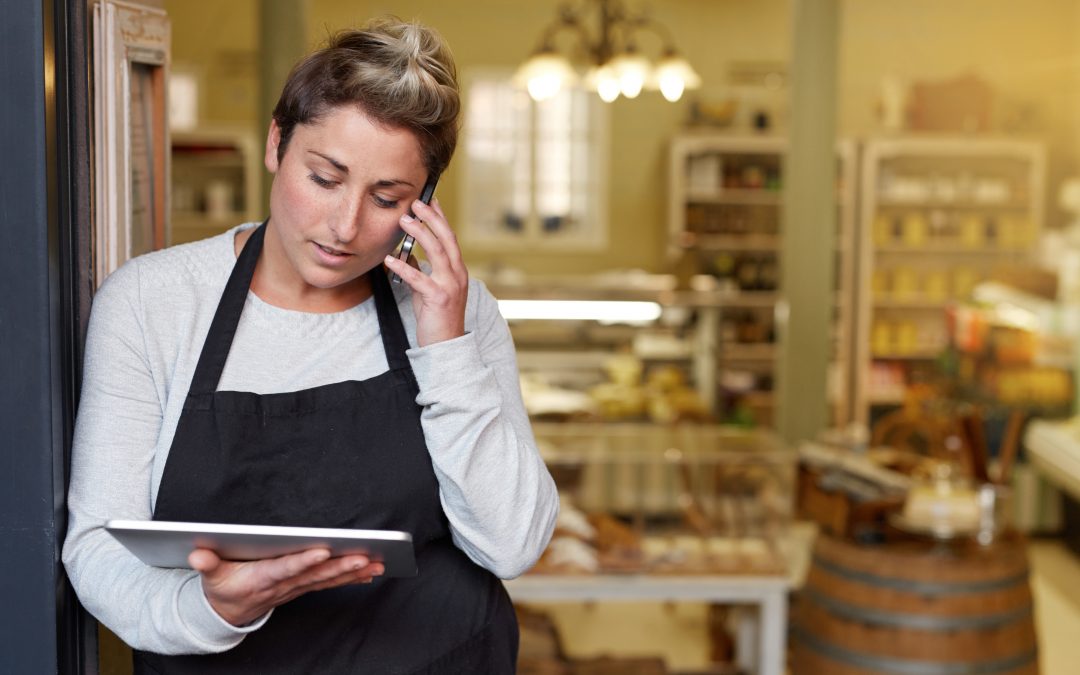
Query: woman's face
263 105 428 297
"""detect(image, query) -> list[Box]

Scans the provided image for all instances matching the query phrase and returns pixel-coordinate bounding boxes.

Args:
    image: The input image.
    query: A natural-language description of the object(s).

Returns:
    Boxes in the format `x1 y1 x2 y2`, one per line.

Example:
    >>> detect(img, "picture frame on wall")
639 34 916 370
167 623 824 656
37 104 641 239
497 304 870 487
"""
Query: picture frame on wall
92 0 170 286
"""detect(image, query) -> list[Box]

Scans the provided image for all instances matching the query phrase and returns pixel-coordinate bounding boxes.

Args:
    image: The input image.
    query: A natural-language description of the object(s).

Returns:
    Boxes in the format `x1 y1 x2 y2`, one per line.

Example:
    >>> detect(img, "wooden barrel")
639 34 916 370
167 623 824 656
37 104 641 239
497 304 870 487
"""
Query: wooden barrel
792 534 1039 675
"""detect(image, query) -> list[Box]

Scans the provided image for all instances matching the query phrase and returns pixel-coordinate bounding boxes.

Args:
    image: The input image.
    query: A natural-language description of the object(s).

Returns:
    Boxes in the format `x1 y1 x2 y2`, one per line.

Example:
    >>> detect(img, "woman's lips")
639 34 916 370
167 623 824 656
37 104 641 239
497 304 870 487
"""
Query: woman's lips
312 241 353 266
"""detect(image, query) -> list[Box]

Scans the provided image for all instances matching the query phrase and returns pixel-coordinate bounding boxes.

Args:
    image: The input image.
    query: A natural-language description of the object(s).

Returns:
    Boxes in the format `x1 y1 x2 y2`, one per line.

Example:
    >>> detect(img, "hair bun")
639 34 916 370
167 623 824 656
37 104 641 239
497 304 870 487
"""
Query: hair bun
272 17 460 177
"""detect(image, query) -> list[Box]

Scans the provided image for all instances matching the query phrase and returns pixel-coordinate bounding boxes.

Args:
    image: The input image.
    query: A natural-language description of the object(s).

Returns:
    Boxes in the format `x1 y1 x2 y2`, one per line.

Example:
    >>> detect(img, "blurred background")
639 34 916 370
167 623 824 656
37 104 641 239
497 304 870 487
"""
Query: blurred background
99 1 1080 673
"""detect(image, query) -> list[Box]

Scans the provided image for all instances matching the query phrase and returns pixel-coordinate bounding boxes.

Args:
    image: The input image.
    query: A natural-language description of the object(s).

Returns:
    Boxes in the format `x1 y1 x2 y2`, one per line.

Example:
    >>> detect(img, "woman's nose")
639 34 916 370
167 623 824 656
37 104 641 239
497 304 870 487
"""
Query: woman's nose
328 196 362 242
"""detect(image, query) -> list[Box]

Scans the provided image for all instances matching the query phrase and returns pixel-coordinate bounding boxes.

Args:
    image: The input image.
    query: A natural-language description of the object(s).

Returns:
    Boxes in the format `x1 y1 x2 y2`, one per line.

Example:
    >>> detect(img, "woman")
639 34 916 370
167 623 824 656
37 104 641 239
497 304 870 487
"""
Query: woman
63 18 558 674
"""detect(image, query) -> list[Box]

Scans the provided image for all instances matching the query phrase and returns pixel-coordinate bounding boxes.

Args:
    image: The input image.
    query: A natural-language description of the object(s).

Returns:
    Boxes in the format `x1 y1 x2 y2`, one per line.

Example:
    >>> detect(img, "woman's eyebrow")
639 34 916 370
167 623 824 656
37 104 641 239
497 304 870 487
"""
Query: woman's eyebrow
309 150 349 173
306 151 416 188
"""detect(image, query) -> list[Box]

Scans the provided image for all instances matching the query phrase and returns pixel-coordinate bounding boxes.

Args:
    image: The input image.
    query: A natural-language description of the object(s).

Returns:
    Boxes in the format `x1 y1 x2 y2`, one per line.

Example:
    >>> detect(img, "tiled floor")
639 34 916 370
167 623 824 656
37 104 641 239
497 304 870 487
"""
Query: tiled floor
533 529 1080 674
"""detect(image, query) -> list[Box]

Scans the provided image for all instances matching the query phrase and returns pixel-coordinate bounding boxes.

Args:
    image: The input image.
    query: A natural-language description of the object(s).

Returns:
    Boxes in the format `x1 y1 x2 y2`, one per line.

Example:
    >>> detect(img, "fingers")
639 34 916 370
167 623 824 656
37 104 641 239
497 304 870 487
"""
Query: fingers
398 213 448 269
384 250 457 315
263 547 332 584
403 199 464 274
195 549 385 626
267 551 382 591
388 195 468 347
277 556 385 605
305 561 386 593
384 253 430 289
428 195 446 219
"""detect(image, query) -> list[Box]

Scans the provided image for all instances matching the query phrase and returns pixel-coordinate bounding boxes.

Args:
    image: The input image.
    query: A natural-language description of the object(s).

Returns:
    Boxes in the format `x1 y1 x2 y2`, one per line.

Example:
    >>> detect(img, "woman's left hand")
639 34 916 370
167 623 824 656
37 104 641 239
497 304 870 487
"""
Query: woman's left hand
384 197 468 347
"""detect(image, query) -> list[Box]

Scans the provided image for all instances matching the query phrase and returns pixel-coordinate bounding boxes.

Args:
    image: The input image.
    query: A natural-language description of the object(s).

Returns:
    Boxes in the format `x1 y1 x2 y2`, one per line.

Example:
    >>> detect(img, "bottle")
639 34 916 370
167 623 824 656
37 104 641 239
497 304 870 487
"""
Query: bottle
736 255 760 291
758 256 779 291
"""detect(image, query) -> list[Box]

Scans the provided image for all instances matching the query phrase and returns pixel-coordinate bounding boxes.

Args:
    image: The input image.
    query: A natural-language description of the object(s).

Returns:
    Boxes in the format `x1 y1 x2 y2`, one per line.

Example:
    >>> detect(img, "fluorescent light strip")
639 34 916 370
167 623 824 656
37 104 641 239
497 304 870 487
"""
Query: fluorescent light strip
497 299 662 322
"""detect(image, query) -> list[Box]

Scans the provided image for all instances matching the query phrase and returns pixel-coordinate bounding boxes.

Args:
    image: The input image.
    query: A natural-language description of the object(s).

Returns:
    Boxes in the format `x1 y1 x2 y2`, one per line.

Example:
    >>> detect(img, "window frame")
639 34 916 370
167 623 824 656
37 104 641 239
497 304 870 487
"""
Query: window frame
459 67 610 251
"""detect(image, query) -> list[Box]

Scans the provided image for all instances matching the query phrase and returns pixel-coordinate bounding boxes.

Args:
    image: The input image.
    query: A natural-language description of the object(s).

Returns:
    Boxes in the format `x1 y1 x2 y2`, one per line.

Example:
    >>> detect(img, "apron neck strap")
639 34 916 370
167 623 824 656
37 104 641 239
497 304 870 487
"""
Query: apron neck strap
369 262 413 372
188 222 266 395
188 223 414 395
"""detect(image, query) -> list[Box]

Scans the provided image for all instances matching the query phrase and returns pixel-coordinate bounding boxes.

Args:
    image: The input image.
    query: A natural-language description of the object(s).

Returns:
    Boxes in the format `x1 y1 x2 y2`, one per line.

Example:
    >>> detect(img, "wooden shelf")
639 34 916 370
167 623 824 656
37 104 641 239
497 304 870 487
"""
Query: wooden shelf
717 292 780 308
171 151 245 168
172 210 247 225
744 392 776 407
875 199 1030 210
722 344 777 361
875 245 1027 255
871 351 943 361
687 189 782 205
680 234 780 251
873 299 953 309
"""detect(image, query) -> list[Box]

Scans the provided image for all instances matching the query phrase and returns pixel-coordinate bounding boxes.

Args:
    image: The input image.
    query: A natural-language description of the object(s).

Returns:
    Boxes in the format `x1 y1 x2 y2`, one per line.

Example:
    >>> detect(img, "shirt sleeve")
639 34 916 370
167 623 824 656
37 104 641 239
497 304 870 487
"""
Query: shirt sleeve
61 260 270 654
406 280 559 579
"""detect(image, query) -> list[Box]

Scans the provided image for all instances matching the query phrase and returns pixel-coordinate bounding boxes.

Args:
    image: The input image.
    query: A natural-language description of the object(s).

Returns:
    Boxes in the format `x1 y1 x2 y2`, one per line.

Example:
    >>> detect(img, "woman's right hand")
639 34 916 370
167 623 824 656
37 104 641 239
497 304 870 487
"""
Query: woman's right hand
188 548 385 627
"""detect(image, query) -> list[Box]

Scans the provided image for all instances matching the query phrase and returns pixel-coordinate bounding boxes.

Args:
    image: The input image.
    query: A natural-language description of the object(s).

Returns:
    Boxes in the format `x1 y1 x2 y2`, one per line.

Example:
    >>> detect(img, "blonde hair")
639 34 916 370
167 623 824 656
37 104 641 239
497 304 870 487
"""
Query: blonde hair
272 18 460 178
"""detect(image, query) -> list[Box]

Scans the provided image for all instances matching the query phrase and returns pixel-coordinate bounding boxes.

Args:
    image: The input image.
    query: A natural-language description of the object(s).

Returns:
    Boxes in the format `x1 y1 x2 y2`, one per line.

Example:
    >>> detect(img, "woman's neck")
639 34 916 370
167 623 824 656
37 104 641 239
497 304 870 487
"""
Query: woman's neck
233 226 372 314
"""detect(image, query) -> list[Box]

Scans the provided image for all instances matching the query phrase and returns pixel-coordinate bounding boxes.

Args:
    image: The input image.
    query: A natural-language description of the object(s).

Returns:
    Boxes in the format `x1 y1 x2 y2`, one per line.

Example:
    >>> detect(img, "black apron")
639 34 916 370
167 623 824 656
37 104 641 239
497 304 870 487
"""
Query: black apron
134 223 518 674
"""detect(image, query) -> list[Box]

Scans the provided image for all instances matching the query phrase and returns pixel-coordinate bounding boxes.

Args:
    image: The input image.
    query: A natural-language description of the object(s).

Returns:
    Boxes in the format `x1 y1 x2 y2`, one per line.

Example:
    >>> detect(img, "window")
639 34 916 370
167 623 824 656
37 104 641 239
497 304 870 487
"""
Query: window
460 70 608 250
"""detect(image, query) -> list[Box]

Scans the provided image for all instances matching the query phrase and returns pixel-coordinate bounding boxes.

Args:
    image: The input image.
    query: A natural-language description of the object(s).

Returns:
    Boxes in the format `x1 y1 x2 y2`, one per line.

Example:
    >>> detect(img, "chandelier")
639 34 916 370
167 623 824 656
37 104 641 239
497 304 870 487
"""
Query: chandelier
515 0 702 103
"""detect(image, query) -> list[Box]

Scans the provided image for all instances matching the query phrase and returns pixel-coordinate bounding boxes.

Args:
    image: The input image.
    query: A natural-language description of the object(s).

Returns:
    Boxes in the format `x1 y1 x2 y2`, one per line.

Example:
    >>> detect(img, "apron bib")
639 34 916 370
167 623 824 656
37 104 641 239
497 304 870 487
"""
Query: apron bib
134 223 518 674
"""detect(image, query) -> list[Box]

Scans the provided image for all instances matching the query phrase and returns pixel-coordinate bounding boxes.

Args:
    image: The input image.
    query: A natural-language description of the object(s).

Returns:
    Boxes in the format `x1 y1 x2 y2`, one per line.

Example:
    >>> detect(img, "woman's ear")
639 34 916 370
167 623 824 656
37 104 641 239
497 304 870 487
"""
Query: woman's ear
264 120 282 173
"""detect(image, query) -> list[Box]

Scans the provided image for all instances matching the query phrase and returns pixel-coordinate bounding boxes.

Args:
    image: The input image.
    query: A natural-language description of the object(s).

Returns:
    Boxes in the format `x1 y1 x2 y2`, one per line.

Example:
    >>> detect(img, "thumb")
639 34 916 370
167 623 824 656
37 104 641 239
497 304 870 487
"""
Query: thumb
188 548 222 574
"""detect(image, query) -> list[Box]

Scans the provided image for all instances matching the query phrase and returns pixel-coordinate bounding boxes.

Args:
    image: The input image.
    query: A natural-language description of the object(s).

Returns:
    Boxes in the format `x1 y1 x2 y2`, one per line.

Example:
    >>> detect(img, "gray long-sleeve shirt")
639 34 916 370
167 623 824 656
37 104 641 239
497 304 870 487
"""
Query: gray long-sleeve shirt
62 223 558 654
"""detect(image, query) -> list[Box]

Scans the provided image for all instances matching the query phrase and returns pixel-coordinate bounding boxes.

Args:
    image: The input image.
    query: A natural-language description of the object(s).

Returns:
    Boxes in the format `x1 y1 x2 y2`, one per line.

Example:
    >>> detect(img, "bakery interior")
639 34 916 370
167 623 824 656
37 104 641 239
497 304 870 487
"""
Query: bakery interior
96 0 1080 673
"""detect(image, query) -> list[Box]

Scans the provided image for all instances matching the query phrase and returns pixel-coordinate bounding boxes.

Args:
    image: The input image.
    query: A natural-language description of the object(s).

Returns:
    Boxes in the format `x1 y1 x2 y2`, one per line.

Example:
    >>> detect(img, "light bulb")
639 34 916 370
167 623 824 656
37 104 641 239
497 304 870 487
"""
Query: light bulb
610 52 651 99
598 79 621 102
621 71 646 98
527 74 561 101
653 53 701 103
659 74 685 102
595 65 621 102
514 51 577 101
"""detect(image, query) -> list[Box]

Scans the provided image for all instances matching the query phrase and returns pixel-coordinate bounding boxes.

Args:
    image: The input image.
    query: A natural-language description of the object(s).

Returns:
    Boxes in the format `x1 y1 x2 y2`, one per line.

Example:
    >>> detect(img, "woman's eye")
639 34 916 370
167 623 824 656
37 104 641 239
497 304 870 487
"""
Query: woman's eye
308 173 336 189
373 194 399 209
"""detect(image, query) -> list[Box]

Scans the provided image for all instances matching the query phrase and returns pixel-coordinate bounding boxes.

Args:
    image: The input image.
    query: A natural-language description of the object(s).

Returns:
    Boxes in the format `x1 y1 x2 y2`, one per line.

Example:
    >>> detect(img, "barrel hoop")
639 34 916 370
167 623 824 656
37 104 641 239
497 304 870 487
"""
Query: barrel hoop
794 625 1038 675
804 587 1033 631
812 554 1029 596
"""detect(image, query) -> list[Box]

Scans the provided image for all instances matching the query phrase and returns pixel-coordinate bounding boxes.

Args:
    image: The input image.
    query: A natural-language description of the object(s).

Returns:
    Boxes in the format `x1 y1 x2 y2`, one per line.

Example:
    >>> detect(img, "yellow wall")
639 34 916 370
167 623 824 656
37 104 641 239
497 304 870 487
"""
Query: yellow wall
839 0 1080 228
164 0 259 126
161 0 789 274
306 0 790 275
163 1 1080 270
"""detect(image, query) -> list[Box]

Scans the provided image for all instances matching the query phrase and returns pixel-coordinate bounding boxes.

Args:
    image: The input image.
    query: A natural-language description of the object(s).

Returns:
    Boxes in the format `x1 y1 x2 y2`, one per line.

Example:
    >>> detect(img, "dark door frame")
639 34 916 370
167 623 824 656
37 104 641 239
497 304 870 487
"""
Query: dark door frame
0 0 96 672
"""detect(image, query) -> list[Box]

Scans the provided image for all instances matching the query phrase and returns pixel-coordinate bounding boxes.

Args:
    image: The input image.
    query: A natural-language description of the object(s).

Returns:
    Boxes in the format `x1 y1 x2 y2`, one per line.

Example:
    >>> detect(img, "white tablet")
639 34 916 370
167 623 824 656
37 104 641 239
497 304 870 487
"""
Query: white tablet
105 520 417 577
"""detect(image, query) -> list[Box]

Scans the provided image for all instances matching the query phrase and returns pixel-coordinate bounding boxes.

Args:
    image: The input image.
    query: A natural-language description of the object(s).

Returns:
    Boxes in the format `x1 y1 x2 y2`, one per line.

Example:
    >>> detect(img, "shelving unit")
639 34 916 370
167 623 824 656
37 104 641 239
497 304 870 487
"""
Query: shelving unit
668 134 858 427
853 137 1046 423
169 128 262 245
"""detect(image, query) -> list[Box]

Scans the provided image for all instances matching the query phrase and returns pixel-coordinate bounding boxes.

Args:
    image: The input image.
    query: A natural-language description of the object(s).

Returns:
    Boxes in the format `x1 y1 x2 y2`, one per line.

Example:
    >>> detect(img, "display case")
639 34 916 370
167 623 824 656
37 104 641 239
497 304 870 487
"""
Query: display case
667 133 858 427
484 272 724 422
853 137 1046 423
530 422 794 576
507 423 796 675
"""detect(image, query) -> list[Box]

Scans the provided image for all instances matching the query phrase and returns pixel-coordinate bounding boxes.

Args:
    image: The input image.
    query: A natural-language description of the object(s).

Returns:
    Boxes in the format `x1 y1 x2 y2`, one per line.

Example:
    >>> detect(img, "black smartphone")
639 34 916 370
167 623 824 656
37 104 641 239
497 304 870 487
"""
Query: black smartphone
390 175 439 284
